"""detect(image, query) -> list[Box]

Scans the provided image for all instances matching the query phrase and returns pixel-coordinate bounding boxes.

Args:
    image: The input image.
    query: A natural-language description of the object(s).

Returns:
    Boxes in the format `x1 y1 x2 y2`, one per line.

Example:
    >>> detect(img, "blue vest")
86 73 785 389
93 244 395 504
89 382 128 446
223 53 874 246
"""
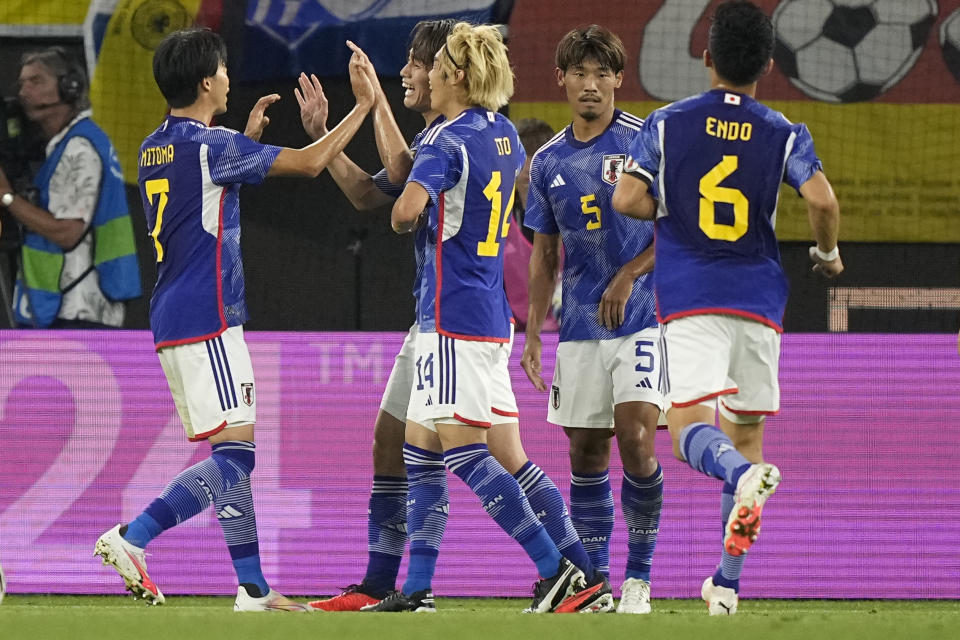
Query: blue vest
14 117 141 326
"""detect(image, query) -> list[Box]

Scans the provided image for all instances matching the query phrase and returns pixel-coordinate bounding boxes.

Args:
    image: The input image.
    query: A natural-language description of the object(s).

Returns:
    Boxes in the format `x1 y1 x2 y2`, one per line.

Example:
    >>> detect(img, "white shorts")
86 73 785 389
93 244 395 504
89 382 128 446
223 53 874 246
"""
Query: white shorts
157 325 256 441
406 329 519 432
661 314 780 422
379 324 417 421
547 328 664 429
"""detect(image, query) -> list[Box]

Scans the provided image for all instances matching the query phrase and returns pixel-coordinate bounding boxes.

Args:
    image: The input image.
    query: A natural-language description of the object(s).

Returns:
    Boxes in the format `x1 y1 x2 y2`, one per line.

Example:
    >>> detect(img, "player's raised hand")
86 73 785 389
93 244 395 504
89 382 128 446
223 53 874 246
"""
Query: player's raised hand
599 270 632 330
808 245 844 278
346 40 385 102
347 43 375 108
295 73 329 141
244 93 280 141
520 336 547 392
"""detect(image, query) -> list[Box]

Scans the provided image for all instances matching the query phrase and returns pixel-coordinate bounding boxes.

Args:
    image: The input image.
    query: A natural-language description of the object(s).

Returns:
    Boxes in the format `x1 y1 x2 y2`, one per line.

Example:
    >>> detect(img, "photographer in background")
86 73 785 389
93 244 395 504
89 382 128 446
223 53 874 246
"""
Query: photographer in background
0 47 140 328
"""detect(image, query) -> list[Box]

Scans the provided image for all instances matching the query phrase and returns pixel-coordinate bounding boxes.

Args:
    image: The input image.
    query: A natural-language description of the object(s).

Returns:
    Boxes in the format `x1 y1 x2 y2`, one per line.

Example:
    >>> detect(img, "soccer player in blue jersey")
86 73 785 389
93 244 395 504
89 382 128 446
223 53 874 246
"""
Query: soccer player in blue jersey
94 27 376 610
520 25 663 615
363 22 598 614
612 0 843 615
293 19 454 611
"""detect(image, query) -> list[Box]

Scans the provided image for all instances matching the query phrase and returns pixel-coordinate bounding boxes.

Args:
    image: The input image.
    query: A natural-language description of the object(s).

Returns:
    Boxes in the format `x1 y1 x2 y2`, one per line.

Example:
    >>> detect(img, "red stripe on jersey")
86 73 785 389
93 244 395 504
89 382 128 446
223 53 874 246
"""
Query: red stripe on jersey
453 413 492 428
216 188 228 330
491 408 519 417
720 401 779 416
434 192 445 332
437 328 510 343
155 326 227 350
188 419 228 442
671 388 738 408
660 308 783 333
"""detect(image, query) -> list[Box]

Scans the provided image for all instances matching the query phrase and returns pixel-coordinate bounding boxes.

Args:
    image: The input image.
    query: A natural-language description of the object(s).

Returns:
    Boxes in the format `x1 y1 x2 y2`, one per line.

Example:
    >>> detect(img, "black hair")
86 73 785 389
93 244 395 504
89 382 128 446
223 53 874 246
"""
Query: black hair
708 0 774 86
152 28 227 108
555 25 626 73
409 19 458 67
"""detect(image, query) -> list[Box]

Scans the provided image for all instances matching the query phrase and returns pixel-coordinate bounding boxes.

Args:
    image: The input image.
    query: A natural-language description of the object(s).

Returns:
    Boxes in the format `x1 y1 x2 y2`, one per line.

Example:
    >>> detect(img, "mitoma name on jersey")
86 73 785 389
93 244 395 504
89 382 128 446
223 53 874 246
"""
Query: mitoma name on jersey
139 144 175 167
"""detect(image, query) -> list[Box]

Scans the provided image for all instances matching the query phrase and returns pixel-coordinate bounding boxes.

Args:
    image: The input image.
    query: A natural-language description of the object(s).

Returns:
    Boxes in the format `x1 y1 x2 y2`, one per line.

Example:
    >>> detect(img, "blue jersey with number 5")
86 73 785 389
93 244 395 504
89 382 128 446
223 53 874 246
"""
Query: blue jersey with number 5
138 116 281 348
406 108 524 342
625 89 822 331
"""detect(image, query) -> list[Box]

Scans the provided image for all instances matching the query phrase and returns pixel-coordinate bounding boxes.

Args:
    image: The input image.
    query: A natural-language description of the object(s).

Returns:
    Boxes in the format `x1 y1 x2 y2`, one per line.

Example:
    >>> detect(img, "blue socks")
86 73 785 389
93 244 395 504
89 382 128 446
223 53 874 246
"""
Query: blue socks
713 480 745 591
402 445 449 595
622 465 663 582
570 470 615 577
445 444 561 578
514 461 595 578
121 441 268 595
215 476 268 596
364 475 408 597
679 423 751 486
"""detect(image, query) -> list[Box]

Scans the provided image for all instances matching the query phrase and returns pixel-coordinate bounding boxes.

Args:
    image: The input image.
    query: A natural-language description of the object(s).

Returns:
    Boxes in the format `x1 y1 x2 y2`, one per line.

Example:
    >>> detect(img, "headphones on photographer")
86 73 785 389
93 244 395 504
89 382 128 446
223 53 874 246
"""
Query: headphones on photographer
46 46 85 105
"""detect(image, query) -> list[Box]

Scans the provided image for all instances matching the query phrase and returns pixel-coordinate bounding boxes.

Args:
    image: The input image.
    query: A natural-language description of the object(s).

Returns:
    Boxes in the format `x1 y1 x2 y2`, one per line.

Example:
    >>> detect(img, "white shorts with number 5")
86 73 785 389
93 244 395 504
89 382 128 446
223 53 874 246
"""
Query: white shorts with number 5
406 328 518 431
157 325 256 441
547 327 664 429
660 314 780 422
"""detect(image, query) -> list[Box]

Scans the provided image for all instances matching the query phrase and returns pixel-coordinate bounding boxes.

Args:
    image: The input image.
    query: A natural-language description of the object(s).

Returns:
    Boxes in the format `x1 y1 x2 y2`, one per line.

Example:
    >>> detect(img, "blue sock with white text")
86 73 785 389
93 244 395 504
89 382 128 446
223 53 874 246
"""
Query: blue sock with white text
713 481 745 591
569 470 615 577
679 423 751 485
515 461 595 578
402 445 448 595
364 475 408 597
622 466 663 582
445 444 562 578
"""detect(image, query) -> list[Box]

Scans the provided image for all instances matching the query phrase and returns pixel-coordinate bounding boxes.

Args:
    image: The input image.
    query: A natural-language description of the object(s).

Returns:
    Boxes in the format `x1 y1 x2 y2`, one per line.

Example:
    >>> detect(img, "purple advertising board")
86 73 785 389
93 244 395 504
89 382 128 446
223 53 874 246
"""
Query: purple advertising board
1 330 958 599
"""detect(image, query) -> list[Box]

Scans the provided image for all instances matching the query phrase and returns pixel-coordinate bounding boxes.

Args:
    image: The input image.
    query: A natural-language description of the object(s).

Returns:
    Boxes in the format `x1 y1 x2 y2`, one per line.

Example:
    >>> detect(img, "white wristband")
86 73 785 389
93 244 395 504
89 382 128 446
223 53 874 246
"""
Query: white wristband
811 245 839 262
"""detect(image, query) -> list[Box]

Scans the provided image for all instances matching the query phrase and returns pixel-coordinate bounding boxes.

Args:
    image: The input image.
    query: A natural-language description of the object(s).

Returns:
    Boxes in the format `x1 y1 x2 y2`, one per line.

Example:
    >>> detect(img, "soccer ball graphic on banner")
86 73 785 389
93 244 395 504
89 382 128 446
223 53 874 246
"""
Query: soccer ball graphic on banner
772 0 937 102
941 9 960 83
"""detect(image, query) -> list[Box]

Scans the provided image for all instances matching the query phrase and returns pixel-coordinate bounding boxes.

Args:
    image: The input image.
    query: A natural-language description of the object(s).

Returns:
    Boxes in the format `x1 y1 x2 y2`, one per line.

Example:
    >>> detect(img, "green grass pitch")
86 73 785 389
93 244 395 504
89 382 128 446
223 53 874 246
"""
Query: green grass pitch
2 596 958 640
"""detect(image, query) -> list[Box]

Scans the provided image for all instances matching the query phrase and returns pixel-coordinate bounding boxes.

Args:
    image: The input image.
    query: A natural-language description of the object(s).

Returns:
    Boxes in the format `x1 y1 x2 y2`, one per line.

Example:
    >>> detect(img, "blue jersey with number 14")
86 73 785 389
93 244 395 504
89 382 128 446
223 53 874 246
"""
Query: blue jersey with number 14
625 89 822 331
407 107 524 342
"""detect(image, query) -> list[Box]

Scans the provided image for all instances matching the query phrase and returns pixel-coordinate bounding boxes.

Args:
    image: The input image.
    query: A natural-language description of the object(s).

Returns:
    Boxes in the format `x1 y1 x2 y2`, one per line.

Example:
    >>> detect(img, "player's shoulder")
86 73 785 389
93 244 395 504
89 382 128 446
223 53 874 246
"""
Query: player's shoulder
529 129 568 169
612 108 645 133
745 99 809 136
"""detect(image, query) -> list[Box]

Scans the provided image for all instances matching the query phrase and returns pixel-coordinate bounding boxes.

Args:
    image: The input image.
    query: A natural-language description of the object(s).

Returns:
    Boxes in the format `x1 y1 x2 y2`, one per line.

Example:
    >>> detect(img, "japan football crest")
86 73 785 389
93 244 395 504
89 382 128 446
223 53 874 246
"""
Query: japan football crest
602 154 625 185
241 382 255 406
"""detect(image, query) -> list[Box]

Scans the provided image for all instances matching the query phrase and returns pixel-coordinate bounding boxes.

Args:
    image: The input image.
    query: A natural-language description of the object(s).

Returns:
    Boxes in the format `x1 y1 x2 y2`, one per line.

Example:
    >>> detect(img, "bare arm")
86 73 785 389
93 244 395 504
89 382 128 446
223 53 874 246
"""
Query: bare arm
799 170 843 278
295 72 393 210
598 242 655 330
0 154 87 250
520 232 561 391
392 181 429 233
612 171 656 220
346 41 414 184
269 46 375 178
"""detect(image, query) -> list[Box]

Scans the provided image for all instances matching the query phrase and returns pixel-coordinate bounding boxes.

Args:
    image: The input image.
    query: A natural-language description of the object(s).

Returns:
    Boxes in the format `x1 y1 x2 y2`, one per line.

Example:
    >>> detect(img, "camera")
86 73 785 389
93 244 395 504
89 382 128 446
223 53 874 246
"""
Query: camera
0 96 44 251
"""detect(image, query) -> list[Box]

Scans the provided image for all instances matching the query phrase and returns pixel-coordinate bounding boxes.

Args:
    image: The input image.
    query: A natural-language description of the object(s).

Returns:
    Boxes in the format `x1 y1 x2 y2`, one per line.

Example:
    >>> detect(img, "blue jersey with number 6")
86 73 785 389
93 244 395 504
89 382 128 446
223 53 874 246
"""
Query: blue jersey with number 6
406 107 525 342
138 115 281 348
625 89 822 331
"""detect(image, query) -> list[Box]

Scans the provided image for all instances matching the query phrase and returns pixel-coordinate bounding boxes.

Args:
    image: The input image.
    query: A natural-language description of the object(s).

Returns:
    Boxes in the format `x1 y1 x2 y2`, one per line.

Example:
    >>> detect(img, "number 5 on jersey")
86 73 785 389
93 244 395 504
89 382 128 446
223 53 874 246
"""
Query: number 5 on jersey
145 178 170 262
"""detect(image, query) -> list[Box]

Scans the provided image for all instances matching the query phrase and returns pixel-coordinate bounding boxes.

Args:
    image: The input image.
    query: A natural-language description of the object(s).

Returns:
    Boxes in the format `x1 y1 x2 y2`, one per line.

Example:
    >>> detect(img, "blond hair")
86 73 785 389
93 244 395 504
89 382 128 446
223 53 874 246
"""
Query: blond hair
438 22 514 111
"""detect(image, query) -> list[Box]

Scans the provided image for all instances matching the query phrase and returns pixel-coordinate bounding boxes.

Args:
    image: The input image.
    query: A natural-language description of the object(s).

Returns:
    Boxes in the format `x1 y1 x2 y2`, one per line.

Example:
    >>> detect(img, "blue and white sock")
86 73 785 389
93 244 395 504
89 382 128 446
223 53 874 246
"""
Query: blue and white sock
364 475 408 597
215 475 268 597
622 465 663 582
569 470 615 577
122 440 256 548
713 480 744 591
445 444 562 578
515 461 595 578
679 423 751 486
402 445 448 595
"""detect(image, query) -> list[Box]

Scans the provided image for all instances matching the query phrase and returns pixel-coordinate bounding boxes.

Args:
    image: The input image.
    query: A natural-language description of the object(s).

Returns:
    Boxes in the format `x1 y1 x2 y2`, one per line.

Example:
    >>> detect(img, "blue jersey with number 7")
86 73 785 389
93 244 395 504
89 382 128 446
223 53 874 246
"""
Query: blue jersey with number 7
138 115 281 348
625 89 822 331
406 107 525 342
